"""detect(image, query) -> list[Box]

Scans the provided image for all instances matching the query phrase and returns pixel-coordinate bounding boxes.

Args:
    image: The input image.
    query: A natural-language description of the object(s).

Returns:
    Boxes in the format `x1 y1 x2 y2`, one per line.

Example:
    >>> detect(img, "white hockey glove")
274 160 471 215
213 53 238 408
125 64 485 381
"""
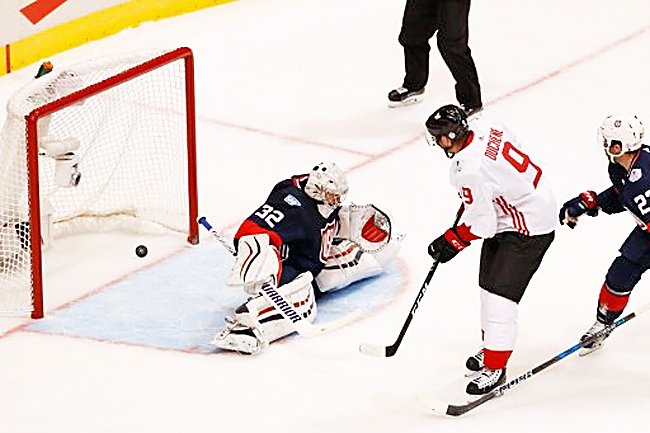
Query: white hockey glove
227 234 281 295
338 204 393 253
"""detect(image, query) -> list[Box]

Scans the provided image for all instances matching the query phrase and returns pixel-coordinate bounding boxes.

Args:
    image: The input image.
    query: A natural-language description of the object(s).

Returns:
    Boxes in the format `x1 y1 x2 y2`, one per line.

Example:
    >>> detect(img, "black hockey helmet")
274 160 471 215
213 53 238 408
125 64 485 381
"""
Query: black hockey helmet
425 104 470 150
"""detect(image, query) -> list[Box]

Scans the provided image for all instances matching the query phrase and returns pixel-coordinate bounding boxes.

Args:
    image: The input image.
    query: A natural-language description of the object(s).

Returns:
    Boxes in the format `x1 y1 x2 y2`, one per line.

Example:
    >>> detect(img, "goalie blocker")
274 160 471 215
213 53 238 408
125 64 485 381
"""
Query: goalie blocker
212 162 403 354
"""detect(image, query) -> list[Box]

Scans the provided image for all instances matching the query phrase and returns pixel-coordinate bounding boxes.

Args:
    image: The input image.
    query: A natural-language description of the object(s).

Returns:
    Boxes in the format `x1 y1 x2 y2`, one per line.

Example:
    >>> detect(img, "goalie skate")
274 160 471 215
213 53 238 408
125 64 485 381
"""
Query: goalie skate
211 316 267 355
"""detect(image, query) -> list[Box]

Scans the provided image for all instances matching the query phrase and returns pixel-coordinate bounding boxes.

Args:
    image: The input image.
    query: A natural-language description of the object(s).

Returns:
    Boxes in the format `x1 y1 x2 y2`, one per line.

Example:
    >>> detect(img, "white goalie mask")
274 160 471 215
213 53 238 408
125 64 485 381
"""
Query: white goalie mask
598 114 645 161
304 161 349 208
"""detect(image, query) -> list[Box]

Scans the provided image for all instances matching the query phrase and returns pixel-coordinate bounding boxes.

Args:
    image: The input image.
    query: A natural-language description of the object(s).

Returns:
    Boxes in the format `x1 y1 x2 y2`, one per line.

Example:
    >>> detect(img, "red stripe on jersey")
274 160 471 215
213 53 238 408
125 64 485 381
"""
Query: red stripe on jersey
495 196 517 231
495 196 529 236
495 197 510 221
235 220 283 249
512 204 529 236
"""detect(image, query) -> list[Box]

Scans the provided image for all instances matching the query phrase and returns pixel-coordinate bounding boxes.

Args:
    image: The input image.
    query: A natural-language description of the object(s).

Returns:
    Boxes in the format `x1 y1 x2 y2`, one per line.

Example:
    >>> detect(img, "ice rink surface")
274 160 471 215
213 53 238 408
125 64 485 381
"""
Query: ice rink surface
1 0 650 431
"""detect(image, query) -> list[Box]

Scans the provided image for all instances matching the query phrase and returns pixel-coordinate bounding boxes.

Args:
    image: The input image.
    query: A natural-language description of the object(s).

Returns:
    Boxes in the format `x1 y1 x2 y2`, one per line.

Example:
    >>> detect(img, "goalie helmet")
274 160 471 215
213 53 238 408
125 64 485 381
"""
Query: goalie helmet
425 104 470 157
598 114 645 160
304 161 349 207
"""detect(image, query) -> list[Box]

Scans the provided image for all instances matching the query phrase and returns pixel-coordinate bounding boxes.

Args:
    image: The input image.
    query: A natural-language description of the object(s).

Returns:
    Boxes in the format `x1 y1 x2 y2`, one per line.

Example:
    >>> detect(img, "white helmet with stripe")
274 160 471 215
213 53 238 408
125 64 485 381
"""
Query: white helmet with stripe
598 114 645 159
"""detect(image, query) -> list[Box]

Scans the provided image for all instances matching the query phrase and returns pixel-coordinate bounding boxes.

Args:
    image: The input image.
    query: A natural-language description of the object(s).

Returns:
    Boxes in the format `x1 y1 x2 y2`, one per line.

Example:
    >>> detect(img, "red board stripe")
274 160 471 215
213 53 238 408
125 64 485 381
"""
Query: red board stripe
20 0 67 25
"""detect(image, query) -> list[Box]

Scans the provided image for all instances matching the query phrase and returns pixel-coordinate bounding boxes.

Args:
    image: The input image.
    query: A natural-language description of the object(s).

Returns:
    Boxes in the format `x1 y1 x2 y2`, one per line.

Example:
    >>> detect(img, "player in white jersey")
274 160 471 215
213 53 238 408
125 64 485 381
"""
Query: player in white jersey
425 105 556 395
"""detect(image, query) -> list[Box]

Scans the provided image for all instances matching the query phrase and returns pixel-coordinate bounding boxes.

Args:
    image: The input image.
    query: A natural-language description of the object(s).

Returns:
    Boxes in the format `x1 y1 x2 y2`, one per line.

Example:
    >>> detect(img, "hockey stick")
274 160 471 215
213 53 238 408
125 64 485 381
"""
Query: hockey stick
197 216 236 255
359 206 464 357
419 301 650 416
198 216 362 338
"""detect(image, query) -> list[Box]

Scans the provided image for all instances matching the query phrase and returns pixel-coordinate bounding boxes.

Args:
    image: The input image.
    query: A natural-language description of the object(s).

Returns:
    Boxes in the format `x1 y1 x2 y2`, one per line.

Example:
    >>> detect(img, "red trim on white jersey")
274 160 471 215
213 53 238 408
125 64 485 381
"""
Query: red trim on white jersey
495 196 529 235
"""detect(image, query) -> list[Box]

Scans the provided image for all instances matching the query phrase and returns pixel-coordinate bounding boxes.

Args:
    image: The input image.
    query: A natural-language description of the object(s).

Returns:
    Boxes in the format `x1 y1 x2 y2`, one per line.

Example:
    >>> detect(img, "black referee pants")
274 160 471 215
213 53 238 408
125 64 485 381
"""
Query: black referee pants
398 0 481 107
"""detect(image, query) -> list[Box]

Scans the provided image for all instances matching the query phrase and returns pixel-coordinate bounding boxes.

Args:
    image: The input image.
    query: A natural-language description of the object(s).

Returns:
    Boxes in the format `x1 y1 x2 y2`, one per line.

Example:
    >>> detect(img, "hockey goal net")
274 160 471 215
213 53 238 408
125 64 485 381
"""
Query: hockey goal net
0 47 199 319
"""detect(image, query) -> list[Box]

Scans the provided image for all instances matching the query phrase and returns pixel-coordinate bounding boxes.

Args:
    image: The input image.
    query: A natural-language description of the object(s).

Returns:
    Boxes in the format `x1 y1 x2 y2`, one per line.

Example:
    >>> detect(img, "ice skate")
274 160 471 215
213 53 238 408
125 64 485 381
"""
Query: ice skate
461 103 483 118
464 347 484 376
579 320 612 356
465 367 506 396
387 86 424 107
211 316 267 355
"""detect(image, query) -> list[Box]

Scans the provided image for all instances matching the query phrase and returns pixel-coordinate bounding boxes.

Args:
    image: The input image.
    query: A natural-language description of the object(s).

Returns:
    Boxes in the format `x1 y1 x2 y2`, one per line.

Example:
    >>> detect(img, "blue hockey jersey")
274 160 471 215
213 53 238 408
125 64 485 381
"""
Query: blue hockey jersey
234 174 340 285
598 145 650 231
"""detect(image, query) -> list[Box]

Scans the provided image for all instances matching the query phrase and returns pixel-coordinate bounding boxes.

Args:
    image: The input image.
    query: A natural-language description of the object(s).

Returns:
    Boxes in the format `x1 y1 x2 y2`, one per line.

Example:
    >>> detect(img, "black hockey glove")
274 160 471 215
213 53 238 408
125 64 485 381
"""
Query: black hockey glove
558 191 599 229
428 228 470 263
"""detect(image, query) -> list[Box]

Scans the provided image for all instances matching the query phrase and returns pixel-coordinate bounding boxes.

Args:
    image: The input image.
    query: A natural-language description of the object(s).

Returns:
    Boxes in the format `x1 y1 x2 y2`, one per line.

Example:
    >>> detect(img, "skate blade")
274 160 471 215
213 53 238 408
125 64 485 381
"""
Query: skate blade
387 95 424 108
579 343 604 357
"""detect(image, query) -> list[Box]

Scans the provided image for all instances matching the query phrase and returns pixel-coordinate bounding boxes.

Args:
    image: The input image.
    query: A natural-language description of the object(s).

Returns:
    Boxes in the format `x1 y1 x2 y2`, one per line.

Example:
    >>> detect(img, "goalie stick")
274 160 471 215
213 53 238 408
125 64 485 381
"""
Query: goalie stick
198 216 361 338
197 216 236 255
359 206 464 357
418 301 650 416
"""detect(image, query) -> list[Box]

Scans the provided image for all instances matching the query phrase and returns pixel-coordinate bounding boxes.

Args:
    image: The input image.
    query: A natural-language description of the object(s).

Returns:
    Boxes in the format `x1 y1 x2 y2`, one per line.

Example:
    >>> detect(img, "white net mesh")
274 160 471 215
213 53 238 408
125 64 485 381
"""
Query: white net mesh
0 49 194 314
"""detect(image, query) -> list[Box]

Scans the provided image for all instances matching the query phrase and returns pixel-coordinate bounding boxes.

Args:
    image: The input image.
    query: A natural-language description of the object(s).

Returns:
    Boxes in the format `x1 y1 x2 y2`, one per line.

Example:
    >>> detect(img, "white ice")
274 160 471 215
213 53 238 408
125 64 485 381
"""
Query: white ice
1 0 650 431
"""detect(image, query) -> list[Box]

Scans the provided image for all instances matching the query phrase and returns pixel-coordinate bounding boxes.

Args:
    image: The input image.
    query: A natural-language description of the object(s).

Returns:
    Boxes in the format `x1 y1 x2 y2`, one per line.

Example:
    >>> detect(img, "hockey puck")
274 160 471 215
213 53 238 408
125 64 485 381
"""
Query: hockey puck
135 245 148 258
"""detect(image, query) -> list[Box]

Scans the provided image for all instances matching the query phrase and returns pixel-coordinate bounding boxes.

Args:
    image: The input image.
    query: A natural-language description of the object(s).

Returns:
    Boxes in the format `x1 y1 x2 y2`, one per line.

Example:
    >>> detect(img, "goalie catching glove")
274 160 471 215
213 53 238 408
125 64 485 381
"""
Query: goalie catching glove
337 204 393 253
559 190 599 228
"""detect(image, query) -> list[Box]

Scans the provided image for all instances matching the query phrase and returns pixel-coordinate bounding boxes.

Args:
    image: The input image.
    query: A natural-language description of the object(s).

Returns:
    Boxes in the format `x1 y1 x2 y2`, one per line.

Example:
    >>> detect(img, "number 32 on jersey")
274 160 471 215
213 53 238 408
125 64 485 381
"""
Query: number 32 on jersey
255 204 285 228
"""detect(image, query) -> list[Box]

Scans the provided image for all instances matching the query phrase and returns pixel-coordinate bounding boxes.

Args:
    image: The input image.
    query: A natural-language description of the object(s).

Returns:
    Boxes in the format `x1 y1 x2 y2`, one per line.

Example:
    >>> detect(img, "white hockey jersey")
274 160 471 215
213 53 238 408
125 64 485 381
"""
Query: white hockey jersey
450 118 556 238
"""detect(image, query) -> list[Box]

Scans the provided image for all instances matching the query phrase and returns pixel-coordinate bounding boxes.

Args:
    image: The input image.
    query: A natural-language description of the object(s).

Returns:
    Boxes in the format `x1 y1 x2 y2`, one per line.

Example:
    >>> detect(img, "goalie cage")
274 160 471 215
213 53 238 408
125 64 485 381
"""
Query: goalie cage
0 47 199 319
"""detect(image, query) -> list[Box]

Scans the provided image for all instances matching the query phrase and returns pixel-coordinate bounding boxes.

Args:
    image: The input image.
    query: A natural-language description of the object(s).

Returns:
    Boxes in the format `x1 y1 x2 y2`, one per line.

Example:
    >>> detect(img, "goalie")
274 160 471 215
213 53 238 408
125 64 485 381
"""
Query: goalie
214 161 403 354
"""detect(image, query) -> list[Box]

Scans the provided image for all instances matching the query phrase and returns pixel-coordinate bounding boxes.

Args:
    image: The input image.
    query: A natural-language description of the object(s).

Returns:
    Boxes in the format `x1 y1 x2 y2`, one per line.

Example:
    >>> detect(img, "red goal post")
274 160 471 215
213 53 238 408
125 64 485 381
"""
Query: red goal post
0 47 199 319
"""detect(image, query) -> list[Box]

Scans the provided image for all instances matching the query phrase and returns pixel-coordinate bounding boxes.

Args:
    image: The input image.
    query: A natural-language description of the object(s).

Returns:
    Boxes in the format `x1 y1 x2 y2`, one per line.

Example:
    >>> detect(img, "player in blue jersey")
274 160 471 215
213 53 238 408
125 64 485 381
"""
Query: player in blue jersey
559 114 646 354
213 162 403 354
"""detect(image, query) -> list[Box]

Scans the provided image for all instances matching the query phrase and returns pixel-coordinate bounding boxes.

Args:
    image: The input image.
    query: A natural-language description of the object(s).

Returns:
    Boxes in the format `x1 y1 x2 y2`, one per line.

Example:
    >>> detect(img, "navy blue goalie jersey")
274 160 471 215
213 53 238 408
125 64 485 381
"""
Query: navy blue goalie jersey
234 174 340 284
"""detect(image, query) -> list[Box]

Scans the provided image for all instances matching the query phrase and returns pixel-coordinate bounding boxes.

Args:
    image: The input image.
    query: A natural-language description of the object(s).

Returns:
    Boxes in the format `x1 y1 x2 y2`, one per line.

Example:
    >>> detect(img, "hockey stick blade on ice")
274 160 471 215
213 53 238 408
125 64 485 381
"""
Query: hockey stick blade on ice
198 216 361 338
359 206 464 358
359 259 440 357
419 301 650 416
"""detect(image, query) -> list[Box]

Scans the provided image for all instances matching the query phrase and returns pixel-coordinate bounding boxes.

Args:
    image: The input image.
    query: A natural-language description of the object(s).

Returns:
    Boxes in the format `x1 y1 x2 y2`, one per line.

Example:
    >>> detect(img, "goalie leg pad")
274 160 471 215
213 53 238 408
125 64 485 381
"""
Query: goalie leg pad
216 272 316 353
227 234 281 293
